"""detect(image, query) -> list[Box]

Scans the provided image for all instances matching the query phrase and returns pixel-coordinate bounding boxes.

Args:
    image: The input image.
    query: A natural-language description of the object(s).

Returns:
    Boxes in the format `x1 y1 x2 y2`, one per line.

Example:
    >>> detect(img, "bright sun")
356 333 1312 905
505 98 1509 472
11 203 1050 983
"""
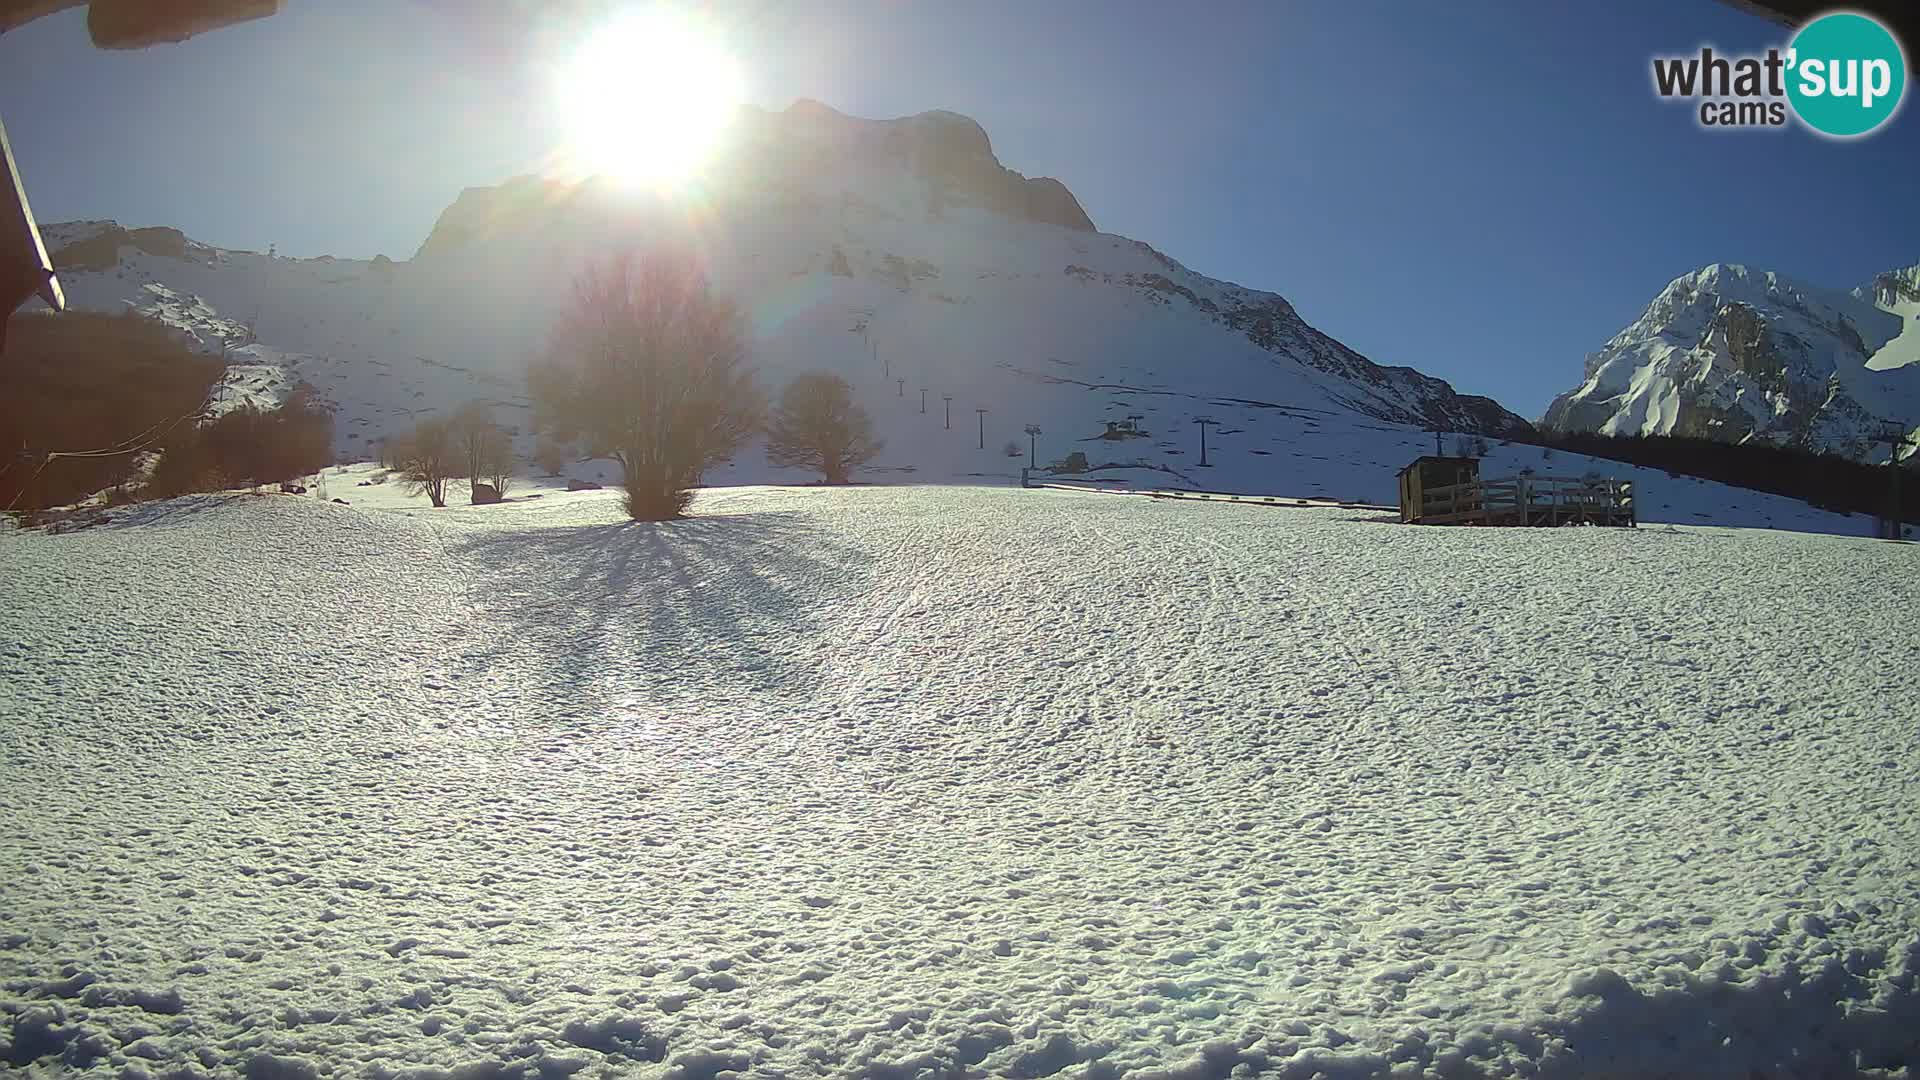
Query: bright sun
555 10 744 190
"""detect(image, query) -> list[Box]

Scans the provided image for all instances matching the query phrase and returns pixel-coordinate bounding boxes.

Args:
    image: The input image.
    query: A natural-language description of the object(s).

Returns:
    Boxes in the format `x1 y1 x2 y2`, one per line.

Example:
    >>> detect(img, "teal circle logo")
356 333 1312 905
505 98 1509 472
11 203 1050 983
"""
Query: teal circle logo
1786 12 1906 137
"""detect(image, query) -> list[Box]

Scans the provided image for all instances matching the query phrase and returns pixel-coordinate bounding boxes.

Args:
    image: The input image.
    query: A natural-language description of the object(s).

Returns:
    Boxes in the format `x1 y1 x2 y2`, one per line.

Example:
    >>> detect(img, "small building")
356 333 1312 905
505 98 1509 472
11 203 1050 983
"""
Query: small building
1398 456 1481 524
1398 455 1635 527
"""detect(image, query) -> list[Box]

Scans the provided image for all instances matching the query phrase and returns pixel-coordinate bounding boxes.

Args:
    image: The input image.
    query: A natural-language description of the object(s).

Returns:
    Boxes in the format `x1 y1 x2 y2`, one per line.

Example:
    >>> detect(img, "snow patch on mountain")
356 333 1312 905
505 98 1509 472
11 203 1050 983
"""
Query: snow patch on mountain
1856 264 1920 377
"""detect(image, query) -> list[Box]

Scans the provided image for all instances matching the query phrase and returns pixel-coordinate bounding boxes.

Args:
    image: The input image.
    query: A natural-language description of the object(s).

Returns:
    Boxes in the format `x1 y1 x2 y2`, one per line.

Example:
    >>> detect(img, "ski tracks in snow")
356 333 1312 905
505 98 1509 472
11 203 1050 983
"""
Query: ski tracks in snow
2 486 1918 1079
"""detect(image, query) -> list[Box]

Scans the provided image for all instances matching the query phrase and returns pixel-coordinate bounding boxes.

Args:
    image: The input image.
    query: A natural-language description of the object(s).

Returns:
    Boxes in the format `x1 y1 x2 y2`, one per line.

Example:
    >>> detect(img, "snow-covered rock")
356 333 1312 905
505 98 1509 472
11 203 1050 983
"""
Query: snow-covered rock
1542 262 1920 461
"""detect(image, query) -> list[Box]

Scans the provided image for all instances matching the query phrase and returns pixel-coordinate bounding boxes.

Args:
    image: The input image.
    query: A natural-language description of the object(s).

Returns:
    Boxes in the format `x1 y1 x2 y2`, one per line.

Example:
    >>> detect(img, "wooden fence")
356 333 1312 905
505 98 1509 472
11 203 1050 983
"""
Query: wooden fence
1020 470 1395 511
1418 475 1635 527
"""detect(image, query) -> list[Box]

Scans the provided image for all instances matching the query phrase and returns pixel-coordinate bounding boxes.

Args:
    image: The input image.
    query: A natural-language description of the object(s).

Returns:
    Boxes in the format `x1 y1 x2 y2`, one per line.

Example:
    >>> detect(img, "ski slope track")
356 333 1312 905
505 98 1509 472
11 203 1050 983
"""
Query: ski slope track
1543 263 1920 460
2 481 1918 1078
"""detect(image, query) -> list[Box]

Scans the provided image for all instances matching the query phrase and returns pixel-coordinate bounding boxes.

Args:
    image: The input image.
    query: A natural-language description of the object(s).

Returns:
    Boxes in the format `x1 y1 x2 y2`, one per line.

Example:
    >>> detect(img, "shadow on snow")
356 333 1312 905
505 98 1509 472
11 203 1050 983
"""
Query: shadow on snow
448 511 867 710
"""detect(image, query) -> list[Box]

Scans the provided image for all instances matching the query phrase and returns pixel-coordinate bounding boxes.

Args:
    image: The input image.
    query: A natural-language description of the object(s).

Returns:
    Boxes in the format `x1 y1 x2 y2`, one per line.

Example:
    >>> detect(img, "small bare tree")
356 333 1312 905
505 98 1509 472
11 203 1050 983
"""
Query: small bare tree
764 372 882 484
398 417 460 508
381 434 412 474
478 430 514 499
530 250 760 519
450 401 517 502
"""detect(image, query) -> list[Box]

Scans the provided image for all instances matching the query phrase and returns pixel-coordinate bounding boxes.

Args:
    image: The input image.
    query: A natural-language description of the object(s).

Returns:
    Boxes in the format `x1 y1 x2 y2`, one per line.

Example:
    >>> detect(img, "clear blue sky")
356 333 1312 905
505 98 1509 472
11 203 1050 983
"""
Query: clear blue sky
2 0 1914 417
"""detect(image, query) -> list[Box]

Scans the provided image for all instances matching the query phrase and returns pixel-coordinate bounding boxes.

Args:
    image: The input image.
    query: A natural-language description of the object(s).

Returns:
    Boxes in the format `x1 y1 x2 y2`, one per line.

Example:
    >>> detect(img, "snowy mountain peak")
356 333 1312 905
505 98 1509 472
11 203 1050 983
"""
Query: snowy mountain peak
1640 264 1865 337
414 101 1094 262
1544 260 1918 455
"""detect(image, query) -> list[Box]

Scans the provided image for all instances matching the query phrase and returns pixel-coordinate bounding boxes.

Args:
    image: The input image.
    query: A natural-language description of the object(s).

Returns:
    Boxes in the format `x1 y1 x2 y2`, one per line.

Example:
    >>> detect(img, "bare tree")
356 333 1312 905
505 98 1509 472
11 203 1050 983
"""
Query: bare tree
398 417 460 508
381 434 411 473
530 250 760 519
479 431 514 499
534 436 568 477
450 400 514 502
764 373 882 484
450 401 491 488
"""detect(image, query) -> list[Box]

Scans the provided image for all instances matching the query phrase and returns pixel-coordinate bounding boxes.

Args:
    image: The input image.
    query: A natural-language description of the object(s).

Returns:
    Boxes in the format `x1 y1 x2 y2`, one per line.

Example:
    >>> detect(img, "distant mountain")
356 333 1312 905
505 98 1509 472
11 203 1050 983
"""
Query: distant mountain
1542 262 1920 462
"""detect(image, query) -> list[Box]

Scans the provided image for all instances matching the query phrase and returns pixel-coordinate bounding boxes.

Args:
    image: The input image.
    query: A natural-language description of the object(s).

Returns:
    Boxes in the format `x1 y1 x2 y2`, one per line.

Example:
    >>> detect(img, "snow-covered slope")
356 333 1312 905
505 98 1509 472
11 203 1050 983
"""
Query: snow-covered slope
1542 263 1920 461
1857 264 1920 376
38 101 1528 495
4 484 1918 1078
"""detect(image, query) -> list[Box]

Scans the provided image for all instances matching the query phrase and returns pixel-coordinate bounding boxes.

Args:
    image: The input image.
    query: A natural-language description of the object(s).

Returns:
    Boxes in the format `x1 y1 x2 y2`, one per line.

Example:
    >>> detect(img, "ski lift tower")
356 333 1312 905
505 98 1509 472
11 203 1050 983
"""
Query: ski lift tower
1194 417 1217 467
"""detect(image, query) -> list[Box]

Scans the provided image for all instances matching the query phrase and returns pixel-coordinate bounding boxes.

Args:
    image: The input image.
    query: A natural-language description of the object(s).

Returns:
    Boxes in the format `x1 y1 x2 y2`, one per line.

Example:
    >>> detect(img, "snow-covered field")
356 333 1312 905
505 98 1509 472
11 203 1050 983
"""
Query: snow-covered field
3 483 1917 1079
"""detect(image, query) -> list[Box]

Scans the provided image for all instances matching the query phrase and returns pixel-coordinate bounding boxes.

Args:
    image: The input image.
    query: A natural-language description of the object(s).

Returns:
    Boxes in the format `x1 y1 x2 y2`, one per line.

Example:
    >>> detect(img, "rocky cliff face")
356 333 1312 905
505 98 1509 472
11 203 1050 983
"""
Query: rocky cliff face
904 113 1095 233
48 224 191 269
1542 263 1920 460
416 101 1094 261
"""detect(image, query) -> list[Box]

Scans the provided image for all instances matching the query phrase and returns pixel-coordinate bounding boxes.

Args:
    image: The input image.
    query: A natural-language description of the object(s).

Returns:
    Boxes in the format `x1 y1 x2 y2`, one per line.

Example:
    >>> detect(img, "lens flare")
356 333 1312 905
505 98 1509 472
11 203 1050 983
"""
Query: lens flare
553 9 744 190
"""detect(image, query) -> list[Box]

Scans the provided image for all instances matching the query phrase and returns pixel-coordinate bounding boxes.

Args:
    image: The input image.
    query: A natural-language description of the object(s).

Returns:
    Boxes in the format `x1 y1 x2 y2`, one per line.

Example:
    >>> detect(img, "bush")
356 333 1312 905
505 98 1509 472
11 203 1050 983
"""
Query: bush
146 388 335 498
0 310 223 511
764 372 882 483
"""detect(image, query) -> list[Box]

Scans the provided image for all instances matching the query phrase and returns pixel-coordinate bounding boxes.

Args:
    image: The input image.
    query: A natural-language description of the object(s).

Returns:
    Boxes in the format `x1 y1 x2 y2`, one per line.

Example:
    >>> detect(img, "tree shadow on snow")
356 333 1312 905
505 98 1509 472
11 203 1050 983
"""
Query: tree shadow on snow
449 511 867 706
27 492 254 533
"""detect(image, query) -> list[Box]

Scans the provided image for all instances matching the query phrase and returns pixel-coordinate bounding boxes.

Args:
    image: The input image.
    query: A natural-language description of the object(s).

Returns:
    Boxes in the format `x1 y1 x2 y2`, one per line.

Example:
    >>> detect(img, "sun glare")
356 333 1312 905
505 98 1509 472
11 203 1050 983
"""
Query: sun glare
554 10 744 190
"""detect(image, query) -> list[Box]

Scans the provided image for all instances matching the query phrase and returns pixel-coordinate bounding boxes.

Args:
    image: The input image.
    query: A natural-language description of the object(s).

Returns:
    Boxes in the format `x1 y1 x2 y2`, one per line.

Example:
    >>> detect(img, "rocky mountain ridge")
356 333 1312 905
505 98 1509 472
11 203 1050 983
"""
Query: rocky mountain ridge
1542 262 1920 461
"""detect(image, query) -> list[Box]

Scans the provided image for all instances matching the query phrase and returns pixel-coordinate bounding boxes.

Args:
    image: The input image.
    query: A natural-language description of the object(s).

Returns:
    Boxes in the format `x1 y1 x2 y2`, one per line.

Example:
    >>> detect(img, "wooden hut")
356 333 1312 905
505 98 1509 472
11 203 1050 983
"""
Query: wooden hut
1399 456 1635 527
1398 456 1481 524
